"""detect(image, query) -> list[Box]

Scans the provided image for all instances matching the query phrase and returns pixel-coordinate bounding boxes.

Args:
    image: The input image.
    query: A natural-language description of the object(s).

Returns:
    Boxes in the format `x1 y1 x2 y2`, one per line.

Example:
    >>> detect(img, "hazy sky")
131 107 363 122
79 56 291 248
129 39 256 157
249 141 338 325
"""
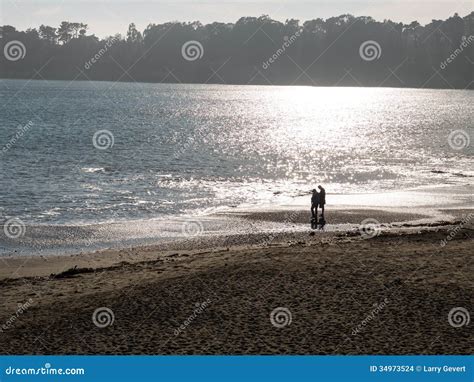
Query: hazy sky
1 0 472 38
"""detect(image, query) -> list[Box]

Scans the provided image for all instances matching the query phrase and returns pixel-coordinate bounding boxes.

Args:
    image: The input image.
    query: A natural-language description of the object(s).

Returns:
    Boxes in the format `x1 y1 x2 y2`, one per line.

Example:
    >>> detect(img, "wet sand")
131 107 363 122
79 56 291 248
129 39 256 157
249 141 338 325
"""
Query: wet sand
2 184 472 259
0 208 460 279
0 211 472 354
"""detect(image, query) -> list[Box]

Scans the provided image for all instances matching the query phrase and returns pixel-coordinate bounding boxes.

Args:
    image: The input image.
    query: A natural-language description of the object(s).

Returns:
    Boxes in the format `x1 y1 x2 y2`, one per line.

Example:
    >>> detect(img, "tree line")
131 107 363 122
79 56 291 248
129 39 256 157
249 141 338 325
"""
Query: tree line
1 13 473 88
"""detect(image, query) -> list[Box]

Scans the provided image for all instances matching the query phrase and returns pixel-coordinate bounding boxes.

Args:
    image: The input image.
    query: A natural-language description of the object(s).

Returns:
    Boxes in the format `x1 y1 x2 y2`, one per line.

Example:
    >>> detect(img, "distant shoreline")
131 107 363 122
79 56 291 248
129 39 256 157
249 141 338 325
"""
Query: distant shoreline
1 77 474 91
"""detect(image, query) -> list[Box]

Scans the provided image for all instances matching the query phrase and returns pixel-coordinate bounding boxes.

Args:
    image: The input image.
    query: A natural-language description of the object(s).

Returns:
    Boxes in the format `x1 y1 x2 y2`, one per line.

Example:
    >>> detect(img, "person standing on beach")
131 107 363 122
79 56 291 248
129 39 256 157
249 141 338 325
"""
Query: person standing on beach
318 185 326 218
311 189 320 218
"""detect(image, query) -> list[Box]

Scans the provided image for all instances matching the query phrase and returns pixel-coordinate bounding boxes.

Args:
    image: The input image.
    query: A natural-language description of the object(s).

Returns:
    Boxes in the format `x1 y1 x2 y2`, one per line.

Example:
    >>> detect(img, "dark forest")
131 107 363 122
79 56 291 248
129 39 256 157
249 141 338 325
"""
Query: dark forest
1 13 473 88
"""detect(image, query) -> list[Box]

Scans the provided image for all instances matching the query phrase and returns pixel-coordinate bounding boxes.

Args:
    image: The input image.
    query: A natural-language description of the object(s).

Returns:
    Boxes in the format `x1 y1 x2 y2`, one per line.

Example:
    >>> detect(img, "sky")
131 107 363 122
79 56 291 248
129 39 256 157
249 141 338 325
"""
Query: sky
1 0 472 38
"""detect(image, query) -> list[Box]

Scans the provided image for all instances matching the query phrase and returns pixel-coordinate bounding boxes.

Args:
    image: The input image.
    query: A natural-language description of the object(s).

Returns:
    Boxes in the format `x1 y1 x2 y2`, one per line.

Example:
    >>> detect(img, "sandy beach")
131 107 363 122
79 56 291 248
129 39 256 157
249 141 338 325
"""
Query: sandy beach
3 7 474 381
0 208 472 355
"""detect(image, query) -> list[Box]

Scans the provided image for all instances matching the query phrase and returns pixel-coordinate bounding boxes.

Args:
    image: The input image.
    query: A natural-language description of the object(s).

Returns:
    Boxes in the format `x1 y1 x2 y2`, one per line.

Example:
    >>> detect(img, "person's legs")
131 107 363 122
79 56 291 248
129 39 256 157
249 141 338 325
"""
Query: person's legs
311 204 316 217
321 204 325 218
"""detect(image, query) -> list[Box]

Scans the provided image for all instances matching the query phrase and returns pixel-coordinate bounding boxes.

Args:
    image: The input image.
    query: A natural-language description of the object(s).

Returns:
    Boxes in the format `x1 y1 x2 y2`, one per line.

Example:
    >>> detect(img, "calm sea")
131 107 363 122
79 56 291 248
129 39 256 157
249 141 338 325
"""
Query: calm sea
0 79 472 225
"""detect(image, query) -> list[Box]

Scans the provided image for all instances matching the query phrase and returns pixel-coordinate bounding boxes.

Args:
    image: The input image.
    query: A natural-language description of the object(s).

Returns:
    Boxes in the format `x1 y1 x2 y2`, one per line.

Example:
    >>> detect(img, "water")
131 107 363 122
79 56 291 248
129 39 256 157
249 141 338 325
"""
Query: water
0 79 472 225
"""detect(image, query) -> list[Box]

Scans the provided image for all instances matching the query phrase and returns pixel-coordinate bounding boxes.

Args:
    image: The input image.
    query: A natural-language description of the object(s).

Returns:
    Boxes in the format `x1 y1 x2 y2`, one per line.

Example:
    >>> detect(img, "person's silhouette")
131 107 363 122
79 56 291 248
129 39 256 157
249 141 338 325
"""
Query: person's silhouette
318 185 326 218
311 189 320 218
